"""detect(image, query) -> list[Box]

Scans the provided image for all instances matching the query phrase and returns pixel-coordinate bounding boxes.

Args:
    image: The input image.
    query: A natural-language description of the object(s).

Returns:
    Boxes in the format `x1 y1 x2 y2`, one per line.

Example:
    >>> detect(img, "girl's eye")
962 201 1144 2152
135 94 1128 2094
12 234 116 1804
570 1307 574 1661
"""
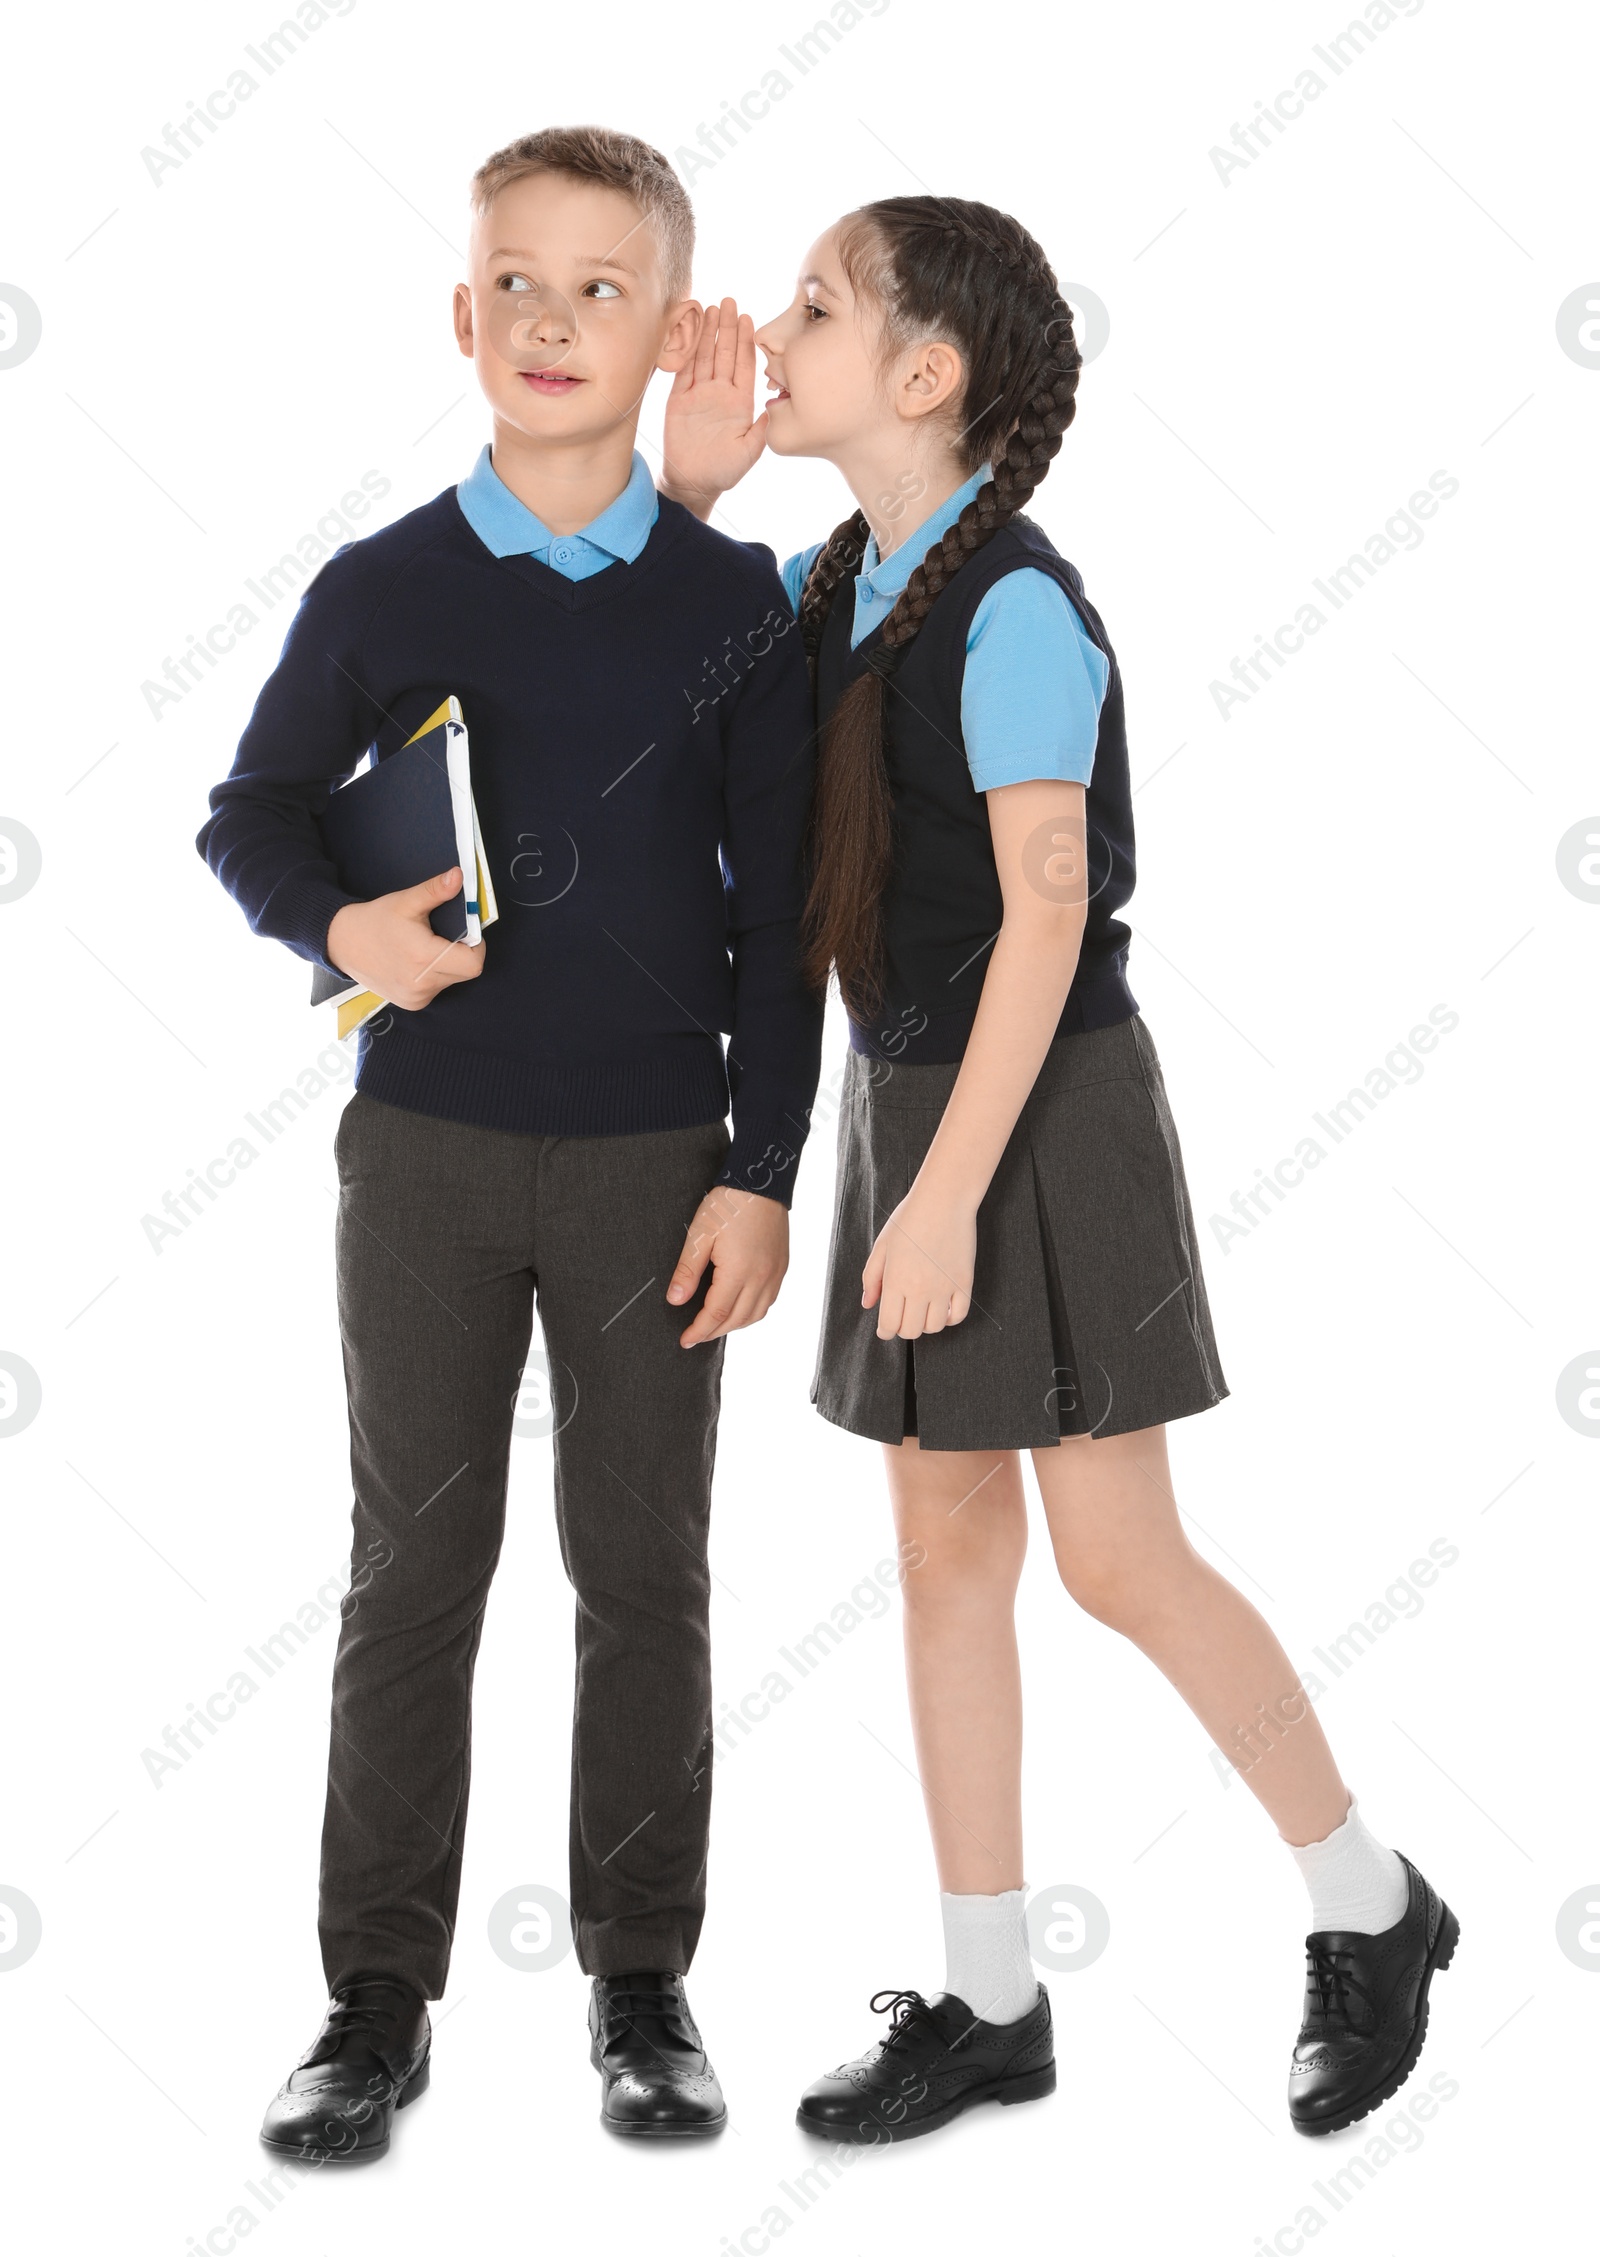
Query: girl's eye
803 300 827 322
583 280 623 299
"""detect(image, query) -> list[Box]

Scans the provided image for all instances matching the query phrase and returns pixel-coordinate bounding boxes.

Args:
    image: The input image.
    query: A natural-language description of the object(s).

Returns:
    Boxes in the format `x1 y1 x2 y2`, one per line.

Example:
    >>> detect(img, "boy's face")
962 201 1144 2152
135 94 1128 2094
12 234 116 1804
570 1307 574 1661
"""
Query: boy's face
454 172 698 446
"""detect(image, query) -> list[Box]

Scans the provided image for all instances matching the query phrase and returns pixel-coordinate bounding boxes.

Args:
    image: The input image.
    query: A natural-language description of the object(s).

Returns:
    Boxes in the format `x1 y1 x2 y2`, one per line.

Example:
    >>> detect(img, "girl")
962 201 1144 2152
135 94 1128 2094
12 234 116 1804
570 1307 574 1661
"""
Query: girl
661 197 1458 2143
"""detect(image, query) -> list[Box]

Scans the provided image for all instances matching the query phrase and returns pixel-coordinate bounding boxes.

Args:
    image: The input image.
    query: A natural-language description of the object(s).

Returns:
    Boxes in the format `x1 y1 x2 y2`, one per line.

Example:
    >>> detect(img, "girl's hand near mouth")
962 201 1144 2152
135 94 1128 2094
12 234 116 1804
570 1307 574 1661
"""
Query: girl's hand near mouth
661 296 770 520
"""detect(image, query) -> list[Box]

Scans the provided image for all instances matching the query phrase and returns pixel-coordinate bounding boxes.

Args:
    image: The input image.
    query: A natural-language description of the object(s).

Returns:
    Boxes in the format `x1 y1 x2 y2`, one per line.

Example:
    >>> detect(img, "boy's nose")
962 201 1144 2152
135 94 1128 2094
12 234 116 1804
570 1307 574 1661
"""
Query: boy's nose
492 281 579 369
516 302 573 342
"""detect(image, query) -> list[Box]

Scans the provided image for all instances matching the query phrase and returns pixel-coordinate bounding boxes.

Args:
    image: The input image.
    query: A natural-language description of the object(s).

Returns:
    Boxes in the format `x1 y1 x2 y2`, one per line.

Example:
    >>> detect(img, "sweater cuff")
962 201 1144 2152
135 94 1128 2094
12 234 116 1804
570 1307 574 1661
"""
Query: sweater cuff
260 869 363 974
717 1109 811 1209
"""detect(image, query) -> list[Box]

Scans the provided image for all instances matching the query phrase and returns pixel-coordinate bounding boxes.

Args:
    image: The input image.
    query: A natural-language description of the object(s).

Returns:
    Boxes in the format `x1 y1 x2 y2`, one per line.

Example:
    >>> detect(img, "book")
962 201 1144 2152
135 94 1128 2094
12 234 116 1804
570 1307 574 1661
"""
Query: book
310 696 499 1039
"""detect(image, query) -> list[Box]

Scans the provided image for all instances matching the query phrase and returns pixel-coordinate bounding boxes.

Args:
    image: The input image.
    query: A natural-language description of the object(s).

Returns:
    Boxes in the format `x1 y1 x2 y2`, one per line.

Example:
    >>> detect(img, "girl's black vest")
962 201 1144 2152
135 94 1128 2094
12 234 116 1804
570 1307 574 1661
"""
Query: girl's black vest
815 513 1138 1064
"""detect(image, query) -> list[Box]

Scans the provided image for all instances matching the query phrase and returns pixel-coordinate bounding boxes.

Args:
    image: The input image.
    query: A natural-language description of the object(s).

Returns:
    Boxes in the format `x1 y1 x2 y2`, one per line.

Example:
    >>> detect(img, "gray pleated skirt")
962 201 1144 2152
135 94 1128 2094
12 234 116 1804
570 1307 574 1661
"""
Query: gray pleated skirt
811 1014 1228 1451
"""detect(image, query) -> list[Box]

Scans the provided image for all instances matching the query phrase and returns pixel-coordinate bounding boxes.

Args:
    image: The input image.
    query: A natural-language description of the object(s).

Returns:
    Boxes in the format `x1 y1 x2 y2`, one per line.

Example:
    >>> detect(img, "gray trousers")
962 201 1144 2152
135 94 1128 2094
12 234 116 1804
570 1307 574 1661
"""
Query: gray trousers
320 1090 730 1997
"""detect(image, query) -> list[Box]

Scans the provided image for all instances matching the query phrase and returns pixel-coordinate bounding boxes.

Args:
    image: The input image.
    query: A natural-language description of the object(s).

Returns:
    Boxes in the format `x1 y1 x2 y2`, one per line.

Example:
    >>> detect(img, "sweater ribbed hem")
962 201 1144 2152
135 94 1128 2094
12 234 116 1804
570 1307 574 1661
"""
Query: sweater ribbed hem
848 958 1139 1065
354 1022 731 1140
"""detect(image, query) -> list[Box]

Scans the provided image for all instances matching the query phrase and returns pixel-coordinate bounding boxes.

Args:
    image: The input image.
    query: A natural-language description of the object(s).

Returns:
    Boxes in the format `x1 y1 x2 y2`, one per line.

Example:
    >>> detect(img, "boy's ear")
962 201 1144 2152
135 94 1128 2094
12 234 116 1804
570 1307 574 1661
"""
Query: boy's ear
452 280 475 360
657 297 704 373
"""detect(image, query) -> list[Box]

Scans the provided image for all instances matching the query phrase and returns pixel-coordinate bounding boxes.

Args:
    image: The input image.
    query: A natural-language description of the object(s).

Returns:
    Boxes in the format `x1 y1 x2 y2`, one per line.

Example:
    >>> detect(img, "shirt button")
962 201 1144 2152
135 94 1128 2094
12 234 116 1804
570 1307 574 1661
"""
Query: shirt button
553 543 573 564
860 585 874 602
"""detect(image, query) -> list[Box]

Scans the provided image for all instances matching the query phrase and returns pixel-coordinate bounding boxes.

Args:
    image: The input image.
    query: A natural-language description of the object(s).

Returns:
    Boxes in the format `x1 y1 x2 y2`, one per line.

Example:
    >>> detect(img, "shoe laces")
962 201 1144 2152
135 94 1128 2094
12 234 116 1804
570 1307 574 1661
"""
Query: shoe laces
1304 1945 1377 2032
323 1986 406 2046
869 1989 944 2051
602 1983 688 2036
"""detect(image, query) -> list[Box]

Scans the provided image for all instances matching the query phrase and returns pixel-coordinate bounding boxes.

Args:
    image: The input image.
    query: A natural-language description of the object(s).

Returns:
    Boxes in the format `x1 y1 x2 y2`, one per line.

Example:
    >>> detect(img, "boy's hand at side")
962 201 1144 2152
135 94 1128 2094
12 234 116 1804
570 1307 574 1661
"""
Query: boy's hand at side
325 866 485 1011
667 1185 789 1346
660 298 768 523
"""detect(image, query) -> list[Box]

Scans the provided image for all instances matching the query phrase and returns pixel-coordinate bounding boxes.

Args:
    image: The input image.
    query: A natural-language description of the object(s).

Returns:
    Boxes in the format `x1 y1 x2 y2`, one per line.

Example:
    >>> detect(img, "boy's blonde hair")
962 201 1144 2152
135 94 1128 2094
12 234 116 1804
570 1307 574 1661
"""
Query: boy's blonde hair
470 126 694 303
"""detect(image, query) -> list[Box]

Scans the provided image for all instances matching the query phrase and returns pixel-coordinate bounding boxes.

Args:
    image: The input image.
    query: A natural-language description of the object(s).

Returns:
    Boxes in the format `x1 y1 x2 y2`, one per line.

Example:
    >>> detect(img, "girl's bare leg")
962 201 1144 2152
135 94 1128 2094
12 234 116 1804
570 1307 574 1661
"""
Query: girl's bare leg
883 1438 1030 1892
1030 1423 1349 1845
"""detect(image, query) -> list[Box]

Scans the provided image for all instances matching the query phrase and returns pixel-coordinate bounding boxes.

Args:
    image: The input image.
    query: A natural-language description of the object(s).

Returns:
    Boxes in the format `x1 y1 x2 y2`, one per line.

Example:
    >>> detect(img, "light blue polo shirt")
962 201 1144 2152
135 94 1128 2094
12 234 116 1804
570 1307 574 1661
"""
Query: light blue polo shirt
456 444 659 578
781 464 1108 792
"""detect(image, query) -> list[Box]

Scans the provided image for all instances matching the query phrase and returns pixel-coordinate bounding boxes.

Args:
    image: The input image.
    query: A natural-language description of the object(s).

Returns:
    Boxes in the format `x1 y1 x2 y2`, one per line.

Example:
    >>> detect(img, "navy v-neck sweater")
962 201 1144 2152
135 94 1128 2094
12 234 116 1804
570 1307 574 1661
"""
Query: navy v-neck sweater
196 486 824 1204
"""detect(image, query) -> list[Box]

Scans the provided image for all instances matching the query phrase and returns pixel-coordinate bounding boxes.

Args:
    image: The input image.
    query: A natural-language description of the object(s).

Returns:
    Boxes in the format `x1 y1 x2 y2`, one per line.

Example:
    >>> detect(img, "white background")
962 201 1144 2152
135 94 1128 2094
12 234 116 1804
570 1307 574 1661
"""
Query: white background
1 0 1595 2249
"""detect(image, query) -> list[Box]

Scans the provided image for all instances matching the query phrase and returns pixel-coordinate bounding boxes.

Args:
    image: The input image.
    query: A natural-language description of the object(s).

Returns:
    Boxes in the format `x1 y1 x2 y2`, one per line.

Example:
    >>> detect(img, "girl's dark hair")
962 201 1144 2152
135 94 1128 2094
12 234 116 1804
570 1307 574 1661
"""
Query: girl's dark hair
798 197 1083 1017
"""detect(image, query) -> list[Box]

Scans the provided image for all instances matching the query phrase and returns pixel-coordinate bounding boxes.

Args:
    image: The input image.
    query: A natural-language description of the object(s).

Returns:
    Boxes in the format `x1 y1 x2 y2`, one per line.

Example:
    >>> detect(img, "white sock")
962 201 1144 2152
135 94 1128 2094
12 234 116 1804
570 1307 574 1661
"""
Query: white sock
1286 1797 1409 1934
939 1887 1037 2024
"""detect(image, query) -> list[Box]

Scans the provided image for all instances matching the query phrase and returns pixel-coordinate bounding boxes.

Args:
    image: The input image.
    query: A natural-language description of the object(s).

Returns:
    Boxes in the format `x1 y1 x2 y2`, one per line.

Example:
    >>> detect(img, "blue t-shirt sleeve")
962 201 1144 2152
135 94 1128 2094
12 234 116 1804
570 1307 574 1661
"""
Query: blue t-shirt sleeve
780 542 826 620
960 568 1109 792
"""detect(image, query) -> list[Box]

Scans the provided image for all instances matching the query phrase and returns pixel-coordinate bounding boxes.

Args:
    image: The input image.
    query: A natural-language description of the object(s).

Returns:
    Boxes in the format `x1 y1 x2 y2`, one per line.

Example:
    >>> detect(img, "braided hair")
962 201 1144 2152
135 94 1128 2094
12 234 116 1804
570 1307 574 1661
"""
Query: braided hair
797 196 1083 1018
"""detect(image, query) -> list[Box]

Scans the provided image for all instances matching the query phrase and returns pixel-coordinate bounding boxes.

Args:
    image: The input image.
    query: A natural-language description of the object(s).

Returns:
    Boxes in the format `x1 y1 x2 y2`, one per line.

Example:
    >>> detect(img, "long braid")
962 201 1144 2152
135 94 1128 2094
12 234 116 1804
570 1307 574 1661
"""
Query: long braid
799 508 870 669
799 198 1083 1016
798 506 890 1008
879 216 1079 661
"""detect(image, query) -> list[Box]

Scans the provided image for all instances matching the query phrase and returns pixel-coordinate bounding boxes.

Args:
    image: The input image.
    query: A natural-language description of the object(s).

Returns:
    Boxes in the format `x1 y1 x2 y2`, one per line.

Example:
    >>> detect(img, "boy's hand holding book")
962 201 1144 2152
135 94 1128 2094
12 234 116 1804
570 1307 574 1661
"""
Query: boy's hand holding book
326 865 485 1013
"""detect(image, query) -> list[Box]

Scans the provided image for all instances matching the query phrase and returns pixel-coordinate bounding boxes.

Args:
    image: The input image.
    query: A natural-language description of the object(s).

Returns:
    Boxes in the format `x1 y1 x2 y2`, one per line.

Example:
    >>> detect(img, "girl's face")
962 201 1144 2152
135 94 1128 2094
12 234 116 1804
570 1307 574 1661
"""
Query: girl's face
754 228 893 460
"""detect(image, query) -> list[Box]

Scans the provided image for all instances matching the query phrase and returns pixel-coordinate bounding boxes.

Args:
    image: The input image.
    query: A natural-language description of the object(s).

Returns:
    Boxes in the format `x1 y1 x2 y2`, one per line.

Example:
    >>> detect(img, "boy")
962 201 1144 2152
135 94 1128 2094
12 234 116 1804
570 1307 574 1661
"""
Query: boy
196 126 823 2155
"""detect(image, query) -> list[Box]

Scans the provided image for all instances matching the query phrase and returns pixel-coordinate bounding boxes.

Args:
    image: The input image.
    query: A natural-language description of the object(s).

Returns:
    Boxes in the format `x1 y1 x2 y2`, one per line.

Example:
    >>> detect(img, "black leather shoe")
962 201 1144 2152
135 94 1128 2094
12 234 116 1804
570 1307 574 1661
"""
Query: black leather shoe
589 1972 727 2137
260 1974 430 2161
1289 1854 1460 2135
797 1986 1054 2144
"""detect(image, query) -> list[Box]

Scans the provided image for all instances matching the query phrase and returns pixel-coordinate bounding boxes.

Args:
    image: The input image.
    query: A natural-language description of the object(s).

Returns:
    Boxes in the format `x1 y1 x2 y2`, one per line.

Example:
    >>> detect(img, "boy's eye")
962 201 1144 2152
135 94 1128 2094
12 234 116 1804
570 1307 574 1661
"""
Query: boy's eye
583 280 623 299
497 272 536 294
